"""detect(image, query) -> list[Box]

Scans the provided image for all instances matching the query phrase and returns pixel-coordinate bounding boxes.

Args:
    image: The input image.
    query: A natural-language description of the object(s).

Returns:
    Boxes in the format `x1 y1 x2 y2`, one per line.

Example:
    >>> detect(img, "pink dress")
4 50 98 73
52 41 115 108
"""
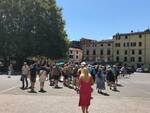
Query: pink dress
79 76 92 107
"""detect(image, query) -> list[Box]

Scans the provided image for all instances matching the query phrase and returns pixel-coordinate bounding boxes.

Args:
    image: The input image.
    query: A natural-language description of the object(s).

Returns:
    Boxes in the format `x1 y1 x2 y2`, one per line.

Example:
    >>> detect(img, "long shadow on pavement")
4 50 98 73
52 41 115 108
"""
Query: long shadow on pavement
112 89 120 92
99 92 110 96
117 84 124 87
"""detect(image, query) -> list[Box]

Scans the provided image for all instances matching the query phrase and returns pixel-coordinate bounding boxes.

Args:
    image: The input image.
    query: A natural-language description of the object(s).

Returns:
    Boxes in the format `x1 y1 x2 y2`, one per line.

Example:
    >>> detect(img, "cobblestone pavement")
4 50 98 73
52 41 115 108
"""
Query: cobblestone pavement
0 73 150 113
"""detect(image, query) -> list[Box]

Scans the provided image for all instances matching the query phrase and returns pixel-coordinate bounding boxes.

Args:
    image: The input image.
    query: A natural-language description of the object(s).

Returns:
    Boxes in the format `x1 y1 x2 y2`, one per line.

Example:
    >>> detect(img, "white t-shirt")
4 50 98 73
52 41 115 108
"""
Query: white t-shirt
22 65 29 75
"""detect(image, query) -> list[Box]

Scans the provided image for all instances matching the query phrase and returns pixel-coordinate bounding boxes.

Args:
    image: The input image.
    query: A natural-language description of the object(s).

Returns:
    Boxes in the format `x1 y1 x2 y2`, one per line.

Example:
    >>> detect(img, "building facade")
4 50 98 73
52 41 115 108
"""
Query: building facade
113 29 150 68
69 48 83 63
80 38 113 64
79 29 150 68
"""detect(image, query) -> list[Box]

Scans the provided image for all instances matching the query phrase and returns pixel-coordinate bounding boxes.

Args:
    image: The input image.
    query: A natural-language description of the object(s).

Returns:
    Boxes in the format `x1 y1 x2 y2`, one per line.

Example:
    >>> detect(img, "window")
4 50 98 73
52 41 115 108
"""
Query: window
132 50 135 55
131 42 133 47
124 57 127 62
125 50 127 55
131 42 136 47
100 50 103 55
108 57 110 61
127 42 129 47
138 57 142 62
116 35 121 40
76 56 78 59
86 50 89 55
131 57 135 62
107 50 111 55
117 50 119 55
101 44 103 47
108 43 111 46
69 55 73 59
139 42 142 46
70 50 73 54
115 43 117 47
139 34 142 38
76 51 78 54
116 57 119 62
124 43 126 47
125 35 128 39
133 42 136 47
93 50 96 55
139 50 142 55
115 43 120 47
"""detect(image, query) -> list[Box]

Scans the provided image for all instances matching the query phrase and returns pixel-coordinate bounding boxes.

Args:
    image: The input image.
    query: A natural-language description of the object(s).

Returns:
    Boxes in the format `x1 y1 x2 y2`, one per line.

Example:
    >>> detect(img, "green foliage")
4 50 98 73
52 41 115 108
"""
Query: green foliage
0 0 69 66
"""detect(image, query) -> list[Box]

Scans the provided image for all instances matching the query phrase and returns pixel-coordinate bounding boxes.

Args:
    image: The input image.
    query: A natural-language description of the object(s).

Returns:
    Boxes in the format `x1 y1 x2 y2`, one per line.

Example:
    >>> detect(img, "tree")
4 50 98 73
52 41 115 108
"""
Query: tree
0 0 69 70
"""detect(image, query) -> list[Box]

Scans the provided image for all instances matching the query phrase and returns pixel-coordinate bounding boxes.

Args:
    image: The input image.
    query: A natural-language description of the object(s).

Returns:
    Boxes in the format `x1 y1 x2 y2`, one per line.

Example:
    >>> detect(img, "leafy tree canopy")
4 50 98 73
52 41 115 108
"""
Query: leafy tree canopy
0 0 70 67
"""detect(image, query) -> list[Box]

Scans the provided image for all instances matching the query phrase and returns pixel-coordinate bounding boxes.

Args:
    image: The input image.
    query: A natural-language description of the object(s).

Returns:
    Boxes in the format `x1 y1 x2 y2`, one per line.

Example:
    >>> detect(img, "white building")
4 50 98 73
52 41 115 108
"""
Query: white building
69 48 83 63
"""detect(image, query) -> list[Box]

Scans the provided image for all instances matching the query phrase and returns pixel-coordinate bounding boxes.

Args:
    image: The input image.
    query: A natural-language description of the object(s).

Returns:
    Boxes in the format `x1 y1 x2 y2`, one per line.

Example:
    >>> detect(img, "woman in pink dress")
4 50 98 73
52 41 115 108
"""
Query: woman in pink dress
79 67 94 113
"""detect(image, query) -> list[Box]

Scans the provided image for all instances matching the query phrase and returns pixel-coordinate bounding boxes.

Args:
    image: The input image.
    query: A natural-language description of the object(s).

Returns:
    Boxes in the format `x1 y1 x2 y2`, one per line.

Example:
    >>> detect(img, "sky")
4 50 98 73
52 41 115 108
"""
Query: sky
56 0 150 41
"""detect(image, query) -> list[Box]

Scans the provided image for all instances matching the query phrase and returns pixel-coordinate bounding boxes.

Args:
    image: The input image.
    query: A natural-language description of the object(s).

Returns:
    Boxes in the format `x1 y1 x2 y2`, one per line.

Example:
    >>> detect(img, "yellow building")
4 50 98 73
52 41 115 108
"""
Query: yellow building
113 29 150 68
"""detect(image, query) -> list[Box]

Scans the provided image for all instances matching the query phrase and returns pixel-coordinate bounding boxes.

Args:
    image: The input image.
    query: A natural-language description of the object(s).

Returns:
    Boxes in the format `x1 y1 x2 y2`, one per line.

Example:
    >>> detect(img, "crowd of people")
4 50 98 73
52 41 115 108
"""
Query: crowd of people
19 61 134 113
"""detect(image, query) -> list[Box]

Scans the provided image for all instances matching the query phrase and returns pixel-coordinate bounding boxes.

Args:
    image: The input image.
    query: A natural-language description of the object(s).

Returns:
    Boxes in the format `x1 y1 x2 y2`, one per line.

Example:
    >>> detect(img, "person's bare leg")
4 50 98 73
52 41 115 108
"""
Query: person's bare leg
43 82 45 89
81 106 85 113
40 82 44 90
31 82 34 90
85 106 89 113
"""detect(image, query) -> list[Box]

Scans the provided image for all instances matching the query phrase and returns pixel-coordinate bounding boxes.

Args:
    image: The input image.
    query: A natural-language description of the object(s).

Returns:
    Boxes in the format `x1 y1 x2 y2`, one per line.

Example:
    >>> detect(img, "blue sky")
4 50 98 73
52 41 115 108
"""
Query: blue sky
56 0 150 41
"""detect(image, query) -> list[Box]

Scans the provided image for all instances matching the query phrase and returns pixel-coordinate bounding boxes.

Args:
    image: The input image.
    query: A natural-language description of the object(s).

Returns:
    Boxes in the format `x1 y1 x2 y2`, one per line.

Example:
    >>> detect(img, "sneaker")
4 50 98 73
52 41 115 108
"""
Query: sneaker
29 90 37 93
24 87 28 89
39 89 46 93
50 83 54 86
42 90 46 93
20 87 25 90
54 85 59 88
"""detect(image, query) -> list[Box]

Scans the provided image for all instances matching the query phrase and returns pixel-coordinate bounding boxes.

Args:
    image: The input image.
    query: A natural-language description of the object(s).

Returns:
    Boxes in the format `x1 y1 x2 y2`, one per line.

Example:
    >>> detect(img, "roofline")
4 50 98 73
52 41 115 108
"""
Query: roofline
113 29 150 37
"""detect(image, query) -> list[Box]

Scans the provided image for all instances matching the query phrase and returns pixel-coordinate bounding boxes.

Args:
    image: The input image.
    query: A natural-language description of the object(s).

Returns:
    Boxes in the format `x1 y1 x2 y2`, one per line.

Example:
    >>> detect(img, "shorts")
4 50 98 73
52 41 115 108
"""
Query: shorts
63 74 68 79
53 75 60 80
39 75 46 82
30 74 36 83
49 74 53 80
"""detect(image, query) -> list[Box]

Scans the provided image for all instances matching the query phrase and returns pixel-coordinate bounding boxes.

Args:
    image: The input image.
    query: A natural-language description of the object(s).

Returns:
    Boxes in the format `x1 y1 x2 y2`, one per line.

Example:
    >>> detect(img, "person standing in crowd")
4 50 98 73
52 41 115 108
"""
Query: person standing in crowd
51 64 61 88
49 65 52 86
29 63 37 93
90 65 96 83
106 66 116 90
120 66 126 77
49 64 55 86
96 66 105 94
111 65 120 85
21 62 30 89
79 67 94 113
8 63 14 78
39 63 48 92
72 64 79 90
62 64 69 86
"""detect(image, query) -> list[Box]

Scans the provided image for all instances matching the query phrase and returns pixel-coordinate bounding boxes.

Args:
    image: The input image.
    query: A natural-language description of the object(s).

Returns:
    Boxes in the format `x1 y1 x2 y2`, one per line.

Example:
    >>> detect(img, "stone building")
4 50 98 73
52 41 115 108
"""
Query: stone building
80 38 113 64
69 48 83 64
113 29 150 68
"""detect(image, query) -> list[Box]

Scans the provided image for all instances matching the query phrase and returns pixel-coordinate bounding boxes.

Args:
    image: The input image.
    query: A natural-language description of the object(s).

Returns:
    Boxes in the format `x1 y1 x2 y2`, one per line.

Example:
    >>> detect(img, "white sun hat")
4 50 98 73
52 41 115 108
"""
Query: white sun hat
81 62 86 66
